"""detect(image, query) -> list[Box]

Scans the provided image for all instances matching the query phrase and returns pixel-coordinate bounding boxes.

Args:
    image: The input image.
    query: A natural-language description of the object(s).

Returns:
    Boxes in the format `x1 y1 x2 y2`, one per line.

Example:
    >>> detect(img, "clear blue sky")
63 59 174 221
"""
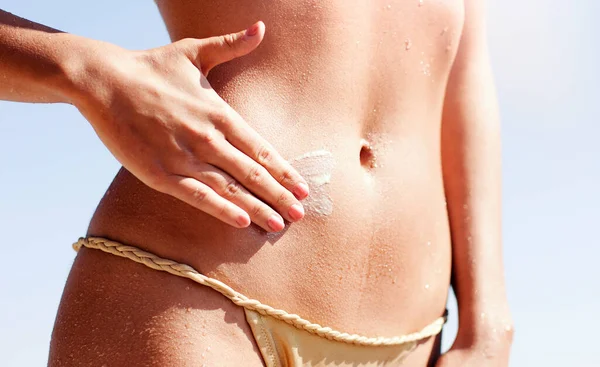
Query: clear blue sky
1 1 598 366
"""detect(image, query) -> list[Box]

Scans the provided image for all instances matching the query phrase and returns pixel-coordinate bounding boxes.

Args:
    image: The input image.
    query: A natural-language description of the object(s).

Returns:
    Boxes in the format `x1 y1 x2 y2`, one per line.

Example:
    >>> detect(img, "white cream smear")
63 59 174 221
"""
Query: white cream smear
290 150 335 216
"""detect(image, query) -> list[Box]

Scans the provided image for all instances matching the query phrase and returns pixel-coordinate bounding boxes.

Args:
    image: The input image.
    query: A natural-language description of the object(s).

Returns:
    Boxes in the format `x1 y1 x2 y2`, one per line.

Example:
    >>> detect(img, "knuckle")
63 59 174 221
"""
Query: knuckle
222 179 242 200
245 165 265 186
276 190 292 206
255 145 273 166
208 105 233 128
278 168 295 185
194 128 218 147
191 186 209 205
250 203 266 218
220 33 236 50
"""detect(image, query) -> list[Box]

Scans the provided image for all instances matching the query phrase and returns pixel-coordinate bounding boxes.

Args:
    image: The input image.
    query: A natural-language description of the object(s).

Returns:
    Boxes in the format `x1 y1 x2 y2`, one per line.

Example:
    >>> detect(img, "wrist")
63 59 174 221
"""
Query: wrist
55 34 127 107
455 314 514 350
455 295 513 343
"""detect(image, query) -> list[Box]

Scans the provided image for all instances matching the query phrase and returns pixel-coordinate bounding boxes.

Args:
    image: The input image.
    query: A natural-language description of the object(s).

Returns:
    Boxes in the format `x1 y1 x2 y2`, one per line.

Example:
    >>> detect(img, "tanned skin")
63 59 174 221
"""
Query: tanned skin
0 1 513 366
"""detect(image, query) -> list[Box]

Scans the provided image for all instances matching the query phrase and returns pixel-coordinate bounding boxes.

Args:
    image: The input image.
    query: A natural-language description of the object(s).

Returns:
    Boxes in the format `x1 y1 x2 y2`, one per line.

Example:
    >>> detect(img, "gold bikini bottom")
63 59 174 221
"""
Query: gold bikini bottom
74 237 447 367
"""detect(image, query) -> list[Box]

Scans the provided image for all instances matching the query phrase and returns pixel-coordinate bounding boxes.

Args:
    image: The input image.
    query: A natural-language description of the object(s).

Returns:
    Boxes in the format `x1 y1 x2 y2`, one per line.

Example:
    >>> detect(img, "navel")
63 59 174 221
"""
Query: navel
360 139 378 169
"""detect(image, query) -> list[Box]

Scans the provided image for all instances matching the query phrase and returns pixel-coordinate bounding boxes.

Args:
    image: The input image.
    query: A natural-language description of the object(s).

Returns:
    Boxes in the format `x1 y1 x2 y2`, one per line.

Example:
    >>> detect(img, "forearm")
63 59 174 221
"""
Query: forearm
0 9 100 103
441 49 513 348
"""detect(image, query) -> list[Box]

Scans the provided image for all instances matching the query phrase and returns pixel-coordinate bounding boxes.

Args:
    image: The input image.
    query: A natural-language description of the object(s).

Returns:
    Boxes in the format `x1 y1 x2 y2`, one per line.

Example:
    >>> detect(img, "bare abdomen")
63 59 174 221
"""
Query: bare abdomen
50 3 464 366
87 117 452 337
89 0 460 344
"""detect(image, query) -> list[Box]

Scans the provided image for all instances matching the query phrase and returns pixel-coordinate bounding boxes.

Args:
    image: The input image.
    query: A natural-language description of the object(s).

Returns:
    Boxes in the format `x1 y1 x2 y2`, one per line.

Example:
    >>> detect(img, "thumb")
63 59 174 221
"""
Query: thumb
187 21 265 76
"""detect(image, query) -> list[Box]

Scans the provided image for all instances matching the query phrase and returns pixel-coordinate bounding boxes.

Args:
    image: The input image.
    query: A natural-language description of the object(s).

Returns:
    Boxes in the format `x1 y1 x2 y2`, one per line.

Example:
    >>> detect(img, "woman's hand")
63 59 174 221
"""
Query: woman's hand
69 21 308 232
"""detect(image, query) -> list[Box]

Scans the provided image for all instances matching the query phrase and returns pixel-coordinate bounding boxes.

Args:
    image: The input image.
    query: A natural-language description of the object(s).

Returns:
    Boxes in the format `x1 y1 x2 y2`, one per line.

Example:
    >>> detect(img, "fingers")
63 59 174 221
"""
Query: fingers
161 175 251 229
217 106 310 201
205 137 306 224
162 167 289 233
192 164 287 232
182 21 266 75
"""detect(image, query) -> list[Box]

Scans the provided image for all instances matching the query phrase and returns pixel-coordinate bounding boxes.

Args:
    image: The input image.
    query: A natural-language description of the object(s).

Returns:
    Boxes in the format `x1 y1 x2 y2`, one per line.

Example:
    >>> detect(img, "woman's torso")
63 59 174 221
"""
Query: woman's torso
88 0 463 338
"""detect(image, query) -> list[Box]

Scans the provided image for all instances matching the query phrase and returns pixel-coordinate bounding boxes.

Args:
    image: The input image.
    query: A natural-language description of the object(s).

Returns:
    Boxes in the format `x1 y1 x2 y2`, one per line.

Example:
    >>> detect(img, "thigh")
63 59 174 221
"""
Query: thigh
49 247 265 367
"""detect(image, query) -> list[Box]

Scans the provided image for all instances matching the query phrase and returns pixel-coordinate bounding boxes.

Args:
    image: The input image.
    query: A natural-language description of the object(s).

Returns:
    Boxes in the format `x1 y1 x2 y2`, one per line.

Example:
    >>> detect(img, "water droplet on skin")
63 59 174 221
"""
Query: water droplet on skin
441 27 449 35
404 39 412 50
419 0 424 7
420 61 431 76
386 4 392 9
426 241 431 246
480 312 486 319
424 284 430 290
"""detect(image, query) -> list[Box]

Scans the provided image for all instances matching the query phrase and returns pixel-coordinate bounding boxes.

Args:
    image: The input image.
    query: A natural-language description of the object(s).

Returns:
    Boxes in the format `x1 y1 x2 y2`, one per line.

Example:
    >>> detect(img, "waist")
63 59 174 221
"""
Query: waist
88 135 451 335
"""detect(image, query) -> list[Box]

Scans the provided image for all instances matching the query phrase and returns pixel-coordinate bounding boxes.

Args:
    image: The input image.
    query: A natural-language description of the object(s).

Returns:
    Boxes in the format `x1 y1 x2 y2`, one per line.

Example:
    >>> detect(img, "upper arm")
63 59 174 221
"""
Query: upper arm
442 0 499 148
441 0 501 229
450 0 491 79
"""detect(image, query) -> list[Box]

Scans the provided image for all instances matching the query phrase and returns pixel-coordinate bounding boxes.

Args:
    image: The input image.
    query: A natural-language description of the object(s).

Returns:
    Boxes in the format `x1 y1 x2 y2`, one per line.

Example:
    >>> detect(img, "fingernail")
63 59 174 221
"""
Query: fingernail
267 214 285 232
245 23 259 38
293 183 310 200
288 204 305 221
236 213 251 227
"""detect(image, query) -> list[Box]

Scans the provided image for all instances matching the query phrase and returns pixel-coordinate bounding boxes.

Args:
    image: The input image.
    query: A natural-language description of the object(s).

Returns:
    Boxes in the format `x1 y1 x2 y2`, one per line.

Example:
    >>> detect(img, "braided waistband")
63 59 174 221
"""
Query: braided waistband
73 237 446 346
